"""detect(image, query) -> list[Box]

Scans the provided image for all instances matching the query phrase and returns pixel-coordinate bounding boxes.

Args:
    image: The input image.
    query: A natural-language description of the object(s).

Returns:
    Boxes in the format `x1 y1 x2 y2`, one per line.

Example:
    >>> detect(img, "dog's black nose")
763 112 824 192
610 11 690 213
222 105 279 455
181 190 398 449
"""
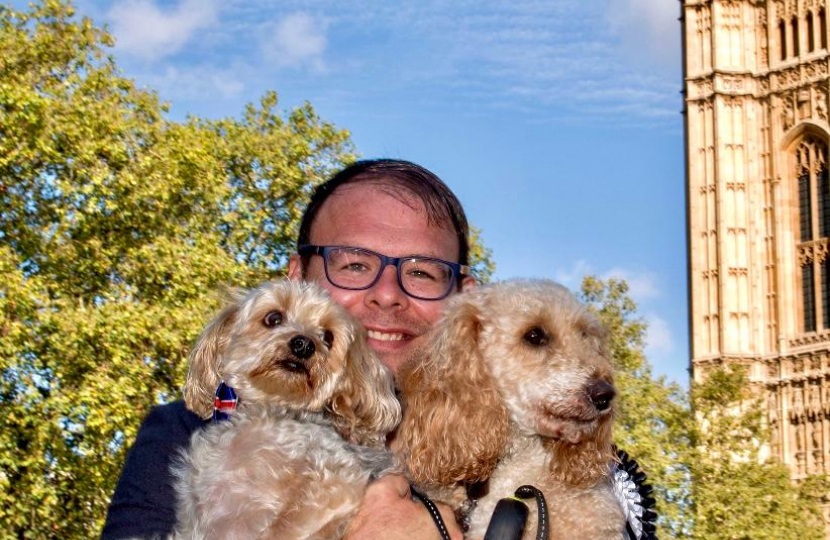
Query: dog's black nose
587 380 615 411
289 335 316 359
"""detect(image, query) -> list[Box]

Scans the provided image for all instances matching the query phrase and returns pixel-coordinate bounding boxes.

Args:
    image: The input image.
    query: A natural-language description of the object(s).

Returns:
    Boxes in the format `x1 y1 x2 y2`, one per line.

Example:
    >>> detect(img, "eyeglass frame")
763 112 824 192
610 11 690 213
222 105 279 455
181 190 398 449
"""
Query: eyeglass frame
297 244 471 301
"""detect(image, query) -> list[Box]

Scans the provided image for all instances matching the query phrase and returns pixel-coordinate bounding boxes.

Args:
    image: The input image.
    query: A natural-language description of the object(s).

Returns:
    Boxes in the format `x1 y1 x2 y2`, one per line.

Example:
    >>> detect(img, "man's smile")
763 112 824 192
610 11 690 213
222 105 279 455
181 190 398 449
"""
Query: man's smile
366 330 410 342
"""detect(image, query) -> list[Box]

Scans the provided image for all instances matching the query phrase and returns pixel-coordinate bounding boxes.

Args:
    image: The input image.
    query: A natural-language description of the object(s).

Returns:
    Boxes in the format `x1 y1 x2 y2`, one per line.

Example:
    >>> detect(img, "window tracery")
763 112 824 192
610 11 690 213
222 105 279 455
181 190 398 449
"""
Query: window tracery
796 136 830 333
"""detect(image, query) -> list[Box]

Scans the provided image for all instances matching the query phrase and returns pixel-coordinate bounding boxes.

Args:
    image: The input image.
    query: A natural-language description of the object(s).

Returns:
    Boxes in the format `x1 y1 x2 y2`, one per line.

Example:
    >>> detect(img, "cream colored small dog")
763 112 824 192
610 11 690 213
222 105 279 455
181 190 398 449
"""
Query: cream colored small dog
393 279 624 540
173 280 401 540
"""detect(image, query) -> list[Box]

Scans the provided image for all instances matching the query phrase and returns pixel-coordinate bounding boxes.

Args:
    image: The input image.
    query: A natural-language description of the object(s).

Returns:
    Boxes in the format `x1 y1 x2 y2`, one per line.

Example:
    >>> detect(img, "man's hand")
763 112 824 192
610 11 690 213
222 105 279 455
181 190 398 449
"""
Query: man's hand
344 474 463 540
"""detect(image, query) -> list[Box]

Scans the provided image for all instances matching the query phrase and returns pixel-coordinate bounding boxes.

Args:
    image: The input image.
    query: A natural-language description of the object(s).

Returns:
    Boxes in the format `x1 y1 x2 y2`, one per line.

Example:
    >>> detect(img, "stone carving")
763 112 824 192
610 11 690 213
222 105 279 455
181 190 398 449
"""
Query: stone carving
810 383 822 419
799 90 811 119
816 241 829 263
723 77 744 92
816 86 827 122
695 80 714 99
793 386 806 421
773 0 784 16
759 6 769 66
783 98 796 131
769 391 780 423
796 423 807 474
811 421 823 471
798 245 812 266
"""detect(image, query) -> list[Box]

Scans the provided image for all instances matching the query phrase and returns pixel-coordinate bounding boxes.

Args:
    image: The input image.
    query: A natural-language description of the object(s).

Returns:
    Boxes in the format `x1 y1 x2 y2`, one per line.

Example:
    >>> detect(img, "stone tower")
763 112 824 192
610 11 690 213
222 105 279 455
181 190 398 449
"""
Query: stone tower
683 0 830 528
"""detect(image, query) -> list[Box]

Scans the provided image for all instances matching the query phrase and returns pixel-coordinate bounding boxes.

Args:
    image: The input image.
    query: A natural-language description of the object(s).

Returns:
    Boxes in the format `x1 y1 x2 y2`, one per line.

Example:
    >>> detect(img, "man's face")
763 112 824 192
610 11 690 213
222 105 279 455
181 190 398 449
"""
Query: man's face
288 183 475 376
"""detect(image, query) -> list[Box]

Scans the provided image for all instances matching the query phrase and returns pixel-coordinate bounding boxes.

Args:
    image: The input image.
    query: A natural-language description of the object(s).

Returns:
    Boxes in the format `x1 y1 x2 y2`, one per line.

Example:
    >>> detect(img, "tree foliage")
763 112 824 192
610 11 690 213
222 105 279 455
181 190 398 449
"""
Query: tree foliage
581 277 829 540
580 277 694 538
690 365 828 540
0 2 357 537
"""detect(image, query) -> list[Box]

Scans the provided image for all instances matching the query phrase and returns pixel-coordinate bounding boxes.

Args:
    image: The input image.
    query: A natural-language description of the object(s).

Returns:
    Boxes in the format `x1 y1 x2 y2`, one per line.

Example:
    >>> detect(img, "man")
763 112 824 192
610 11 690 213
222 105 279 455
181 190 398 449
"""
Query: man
102 159 474 540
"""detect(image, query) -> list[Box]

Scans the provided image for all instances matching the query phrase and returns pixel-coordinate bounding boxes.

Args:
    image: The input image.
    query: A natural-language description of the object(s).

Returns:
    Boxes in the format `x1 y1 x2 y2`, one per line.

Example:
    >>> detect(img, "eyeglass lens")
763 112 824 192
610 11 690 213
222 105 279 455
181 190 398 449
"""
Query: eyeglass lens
325 247 453 299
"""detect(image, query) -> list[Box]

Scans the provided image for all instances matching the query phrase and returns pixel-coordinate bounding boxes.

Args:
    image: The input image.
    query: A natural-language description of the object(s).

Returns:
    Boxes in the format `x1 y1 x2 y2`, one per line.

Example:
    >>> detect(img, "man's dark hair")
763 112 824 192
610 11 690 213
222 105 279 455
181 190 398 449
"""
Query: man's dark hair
297 159 470 271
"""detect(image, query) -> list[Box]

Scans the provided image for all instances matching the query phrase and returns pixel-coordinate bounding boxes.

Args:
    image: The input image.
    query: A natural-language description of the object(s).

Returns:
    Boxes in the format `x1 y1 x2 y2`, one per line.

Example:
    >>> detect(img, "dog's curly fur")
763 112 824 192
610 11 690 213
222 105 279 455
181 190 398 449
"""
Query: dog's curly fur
393 279 624 540
173 280 401 540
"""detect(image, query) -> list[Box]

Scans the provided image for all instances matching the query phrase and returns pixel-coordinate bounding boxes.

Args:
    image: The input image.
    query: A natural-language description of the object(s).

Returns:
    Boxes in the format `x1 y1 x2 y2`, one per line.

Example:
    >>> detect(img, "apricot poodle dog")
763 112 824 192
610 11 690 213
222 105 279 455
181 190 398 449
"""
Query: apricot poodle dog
393 279 624 540
173 280 401 540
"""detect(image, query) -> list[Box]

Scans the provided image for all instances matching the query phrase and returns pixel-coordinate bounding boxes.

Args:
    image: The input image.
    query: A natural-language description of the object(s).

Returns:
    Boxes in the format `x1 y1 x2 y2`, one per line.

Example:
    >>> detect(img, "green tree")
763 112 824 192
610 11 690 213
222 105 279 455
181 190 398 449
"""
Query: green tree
0 2 358 537
580 277 694 538
690 365 828 540
581 277 828 539
468 226 495 283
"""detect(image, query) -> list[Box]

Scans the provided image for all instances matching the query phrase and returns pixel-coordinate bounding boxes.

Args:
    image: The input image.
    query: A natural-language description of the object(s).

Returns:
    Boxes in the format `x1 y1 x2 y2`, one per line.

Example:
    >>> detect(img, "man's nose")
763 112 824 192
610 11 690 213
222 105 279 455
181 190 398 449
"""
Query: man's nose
365 265 408 309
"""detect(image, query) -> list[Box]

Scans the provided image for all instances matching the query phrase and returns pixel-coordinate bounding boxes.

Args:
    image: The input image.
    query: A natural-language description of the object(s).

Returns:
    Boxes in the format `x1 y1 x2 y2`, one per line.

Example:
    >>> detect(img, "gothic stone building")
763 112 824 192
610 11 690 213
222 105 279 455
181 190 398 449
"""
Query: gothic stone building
683 0 830 528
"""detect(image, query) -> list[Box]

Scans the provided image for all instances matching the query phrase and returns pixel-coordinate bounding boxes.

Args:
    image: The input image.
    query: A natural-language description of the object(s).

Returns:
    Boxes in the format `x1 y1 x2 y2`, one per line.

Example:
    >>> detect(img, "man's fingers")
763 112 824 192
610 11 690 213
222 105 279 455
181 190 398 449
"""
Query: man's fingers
434 500 464 540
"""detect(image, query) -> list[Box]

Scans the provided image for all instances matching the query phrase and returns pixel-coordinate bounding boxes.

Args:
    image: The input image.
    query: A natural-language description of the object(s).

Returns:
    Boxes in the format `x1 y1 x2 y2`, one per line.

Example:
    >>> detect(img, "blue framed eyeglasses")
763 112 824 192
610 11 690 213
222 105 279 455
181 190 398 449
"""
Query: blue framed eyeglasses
298 245 470 301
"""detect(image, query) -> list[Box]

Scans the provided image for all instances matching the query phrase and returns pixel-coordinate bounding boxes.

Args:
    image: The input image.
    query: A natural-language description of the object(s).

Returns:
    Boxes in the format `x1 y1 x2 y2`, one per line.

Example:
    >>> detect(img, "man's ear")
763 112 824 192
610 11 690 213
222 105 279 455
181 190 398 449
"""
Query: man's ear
461 276 477 292
287 254 302 281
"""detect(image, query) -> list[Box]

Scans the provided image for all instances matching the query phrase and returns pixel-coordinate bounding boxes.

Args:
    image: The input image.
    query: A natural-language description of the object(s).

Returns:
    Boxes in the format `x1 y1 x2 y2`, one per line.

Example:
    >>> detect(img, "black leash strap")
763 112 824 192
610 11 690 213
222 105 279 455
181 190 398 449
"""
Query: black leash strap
483 485 549 540
514 485 549 540
411 486 453 540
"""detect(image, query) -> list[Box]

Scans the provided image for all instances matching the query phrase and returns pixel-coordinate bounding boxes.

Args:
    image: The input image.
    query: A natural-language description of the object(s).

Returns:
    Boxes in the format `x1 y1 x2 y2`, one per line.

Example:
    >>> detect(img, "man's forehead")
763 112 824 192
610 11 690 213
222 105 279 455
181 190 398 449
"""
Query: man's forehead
329 180 452 228
309 182 460 260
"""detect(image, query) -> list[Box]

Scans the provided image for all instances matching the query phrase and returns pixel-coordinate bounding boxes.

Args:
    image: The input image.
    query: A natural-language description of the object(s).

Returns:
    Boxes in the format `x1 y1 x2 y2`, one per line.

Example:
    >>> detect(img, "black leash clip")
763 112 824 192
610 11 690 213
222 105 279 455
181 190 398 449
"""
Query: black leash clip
483 485 549 540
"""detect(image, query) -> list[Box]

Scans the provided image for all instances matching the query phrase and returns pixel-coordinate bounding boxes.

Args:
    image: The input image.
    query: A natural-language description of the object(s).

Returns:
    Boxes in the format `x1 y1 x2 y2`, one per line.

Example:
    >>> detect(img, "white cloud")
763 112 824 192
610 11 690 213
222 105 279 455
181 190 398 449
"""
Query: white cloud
141 64 245 100
644 312 675 357
261 13 328 70
210 74 245 98
554 261 661 303
108 0 219 61
607 0 680 67
554 259 593 290
601 267 660 301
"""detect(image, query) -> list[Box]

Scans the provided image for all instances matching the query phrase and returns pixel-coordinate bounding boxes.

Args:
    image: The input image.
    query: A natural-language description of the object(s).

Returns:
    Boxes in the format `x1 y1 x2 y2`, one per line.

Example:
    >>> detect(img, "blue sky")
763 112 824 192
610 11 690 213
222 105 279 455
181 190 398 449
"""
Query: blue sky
49 0 688 383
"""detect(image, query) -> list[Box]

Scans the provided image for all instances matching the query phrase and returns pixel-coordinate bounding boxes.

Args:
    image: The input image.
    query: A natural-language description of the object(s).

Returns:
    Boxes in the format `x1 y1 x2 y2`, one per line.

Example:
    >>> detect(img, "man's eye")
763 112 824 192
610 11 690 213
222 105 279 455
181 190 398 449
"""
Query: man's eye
407 268 437 281
336 261 370 273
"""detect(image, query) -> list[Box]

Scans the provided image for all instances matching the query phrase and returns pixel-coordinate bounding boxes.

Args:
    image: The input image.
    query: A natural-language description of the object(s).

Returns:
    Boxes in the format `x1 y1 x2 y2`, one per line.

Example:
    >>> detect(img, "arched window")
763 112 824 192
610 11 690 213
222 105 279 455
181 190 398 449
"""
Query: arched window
793 16 801 56
796 137 830 332
808 12 815 52
821 8 828 49
780 19 788 59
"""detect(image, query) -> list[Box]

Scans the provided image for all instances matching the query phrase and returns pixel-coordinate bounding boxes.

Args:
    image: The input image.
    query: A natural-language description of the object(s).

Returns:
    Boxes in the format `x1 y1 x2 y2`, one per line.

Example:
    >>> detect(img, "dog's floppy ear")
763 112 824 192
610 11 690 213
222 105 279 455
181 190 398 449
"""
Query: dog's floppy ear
393 291 510 488
328 325 402 446
184 301 240 419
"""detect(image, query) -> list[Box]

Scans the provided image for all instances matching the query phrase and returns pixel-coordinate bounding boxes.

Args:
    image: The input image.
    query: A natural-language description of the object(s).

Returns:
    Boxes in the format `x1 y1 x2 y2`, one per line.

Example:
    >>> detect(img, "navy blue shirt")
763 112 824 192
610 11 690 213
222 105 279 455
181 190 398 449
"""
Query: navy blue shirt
101 400 208 540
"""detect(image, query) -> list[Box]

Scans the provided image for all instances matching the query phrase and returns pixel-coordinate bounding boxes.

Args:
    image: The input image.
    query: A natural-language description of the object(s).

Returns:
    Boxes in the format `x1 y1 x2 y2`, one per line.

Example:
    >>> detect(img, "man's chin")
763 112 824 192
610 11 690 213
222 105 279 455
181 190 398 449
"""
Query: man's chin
369 338 420 378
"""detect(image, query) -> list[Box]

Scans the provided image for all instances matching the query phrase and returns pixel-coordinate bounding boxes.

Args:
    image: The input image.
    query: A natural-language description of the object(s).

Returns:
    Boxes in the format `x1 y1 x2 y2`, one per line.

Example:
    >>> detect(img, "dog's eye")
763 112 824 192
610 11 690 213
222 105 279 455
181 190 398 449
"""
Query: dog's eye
322 330 334 348
263 311 283 328
523 327 549 346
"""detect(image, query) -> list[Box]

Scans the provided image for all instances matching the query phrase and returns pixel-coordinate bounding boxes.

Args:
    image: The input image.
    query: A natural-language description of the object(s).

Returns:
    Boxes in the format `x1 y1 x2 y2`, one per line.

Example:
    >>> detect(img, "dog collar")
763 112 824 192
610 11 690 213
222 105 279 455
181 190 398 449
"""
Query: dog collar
213 381 238 423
